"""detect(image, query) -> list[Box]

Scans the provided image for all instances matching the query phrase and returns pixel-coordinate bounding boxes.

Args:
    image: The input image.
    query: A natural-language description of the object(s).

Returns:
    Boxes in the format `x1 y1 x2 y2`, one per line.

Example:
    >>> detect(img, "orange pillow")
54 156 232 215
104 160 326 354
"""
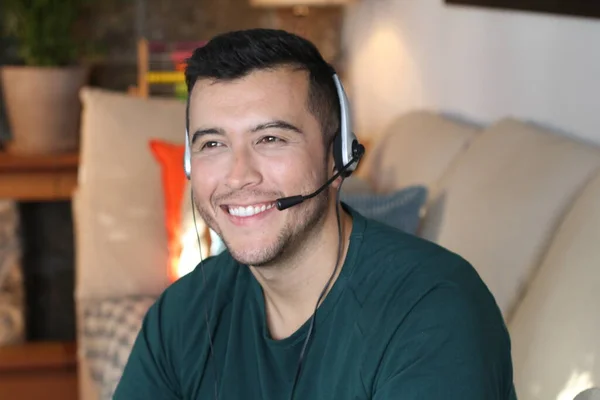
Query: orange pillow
149 139 186 283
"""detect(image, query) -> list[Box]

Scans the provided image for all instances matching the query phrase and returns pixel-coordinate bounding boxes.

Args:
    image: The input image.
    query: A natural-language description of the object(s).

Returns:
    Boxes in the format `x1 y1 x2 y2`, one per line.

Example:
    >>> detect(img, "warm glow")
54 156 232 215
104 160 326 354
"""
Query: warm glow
168 253 182 283
167 227 184 282
349 22 422 137
557 370 595 400
175 225 209 280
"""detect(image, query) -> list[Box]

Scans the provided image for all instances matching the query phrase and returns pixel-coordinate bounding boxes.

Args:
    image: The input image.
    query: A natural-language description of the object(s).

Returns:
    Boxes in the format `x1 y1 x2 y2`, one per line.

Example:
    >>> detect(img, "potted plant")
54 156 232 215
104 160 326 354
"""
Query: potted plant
1 0 95 154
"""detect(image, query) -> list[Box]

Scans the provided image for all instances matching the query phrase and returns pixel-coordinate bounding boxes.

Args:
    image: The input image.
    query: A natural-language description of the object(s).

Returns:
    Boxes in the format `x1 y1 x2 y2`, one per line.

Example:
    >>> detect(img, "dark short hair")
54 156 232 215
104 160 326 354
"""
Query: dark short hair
185 28 340 147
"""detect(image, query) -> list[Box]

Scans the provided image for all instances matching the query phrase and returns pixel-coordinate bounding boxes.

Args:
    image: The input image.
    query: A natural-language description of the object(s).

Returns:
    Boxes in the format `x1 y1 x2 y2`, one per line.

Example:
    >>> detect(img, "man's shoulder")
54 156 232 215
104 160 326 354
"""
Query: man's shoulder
354 216 473 286
352 219 513 394
352 217 502 326
113 253 242 399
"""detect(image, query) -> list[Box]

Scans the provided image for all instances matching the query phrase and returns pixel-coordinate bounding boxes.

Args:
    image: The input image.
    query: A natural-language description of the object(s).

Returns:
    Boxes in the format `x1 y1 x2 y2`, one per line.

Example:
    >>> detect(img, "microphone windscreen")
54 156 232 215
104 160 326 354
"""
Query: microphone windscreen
276 195 304 211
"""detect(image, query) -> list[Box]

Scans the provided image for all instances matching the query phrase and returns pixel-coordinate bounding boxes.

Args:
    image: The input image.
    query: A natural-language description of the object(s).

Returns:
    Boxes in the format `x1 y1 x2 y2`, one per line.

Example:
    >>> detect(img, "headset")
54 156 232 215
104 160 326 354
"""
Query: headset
183 69 364 400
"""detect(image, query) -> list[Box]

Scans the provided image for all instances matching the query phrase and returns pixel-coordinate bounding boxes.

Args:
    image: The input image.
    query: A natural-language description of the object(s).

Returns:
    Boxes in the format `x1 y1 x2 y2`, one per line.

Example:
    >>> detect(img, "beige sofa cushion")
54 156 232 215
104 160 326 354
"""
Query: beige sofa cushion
509 170 600 400
75 88 186 300
420 118 600 318
365 110 479 193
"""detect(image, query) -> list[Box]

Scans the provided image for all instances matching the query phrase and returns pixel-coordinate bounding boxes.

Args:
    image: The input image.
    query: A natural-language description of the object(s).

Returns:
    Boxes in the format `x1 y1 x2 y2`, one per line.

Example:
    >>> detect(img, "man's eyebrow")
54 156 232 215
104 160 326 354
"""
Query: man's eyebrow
190 120 302 143
251 120 303 134
191 127 225 144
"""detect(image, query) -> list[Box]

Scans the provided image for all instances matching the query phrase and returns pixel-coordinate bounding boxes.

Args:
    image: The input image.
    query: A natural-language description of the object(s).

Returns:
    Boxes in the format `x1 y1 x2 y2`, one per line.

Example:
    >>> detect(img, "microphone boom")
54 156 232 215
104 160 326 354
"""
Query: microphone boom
275 147 363 211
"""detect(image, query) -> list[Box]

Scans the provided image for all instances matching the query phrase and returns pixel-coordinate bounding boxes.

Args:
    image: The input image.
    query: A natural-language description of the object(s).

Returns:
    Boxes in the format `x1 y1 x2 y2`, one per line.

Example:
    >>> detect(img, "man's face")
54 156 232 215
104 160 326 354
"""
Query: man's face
188 67 332 267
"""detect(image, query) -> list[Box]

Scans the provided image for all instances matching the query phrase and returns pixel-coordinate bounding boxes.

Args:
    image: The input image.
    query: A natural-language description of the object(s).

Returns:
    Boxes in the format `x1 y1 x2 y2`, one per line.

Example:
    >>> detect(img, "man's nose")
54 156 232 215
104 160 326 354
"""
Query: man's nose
225 147 262 190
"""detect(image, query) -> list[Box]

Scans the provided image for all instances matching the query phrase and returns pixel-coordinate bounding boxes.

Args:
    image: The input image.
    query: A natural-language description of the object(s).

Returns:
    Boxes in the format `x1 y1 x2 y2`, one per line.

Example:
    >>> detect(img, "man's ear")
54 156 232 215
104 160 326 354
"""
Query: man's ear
326 138 336 171
327 149 337 174
329 157 345 190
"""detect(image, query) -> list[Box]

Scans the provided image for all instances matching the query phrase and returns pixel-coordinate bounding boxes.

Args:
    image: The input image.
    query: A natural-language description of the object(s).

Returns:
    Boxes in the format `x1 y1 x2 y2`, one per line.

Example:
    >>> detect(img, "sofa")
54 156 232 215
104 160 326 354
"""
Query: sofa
73 87 600 400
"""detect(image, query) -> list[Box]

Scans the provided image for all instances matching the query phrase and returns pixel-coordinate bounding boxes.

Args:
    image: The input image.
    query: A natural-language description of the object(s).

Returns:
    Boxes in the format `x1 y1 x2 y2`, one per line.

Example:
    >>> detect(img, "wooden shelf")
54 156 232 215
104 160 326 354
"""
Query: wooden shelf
0 151 79 172
0 341 77 372
0 150 79 201
0 341 78 400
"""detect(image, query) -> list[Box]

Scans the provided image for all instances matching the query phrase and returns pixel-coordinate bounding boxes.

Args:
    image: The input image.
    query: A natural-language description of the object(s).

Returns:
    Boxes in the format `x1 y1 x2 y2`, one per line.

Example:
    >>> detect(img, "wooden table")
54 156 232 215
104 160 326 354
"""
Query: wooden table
0 341 78 400
0 150 79 201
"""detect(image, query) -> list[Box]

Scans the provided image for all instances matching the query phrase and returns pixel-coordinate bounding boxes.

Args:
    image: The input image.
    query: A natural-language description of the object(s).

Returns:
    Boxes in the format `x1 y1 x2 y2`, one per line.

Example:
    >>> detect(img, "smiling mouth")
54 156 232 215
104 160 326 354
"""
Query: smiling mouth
224 202 276 217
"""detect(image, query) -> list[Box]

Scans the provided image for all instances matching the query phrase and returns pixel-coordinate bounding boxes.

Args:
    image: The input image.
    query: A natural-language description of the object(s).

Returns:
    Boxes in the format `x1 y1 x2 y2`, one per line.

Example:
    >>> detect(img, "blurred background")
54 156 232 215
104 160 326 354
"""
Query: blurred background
2 1 600 400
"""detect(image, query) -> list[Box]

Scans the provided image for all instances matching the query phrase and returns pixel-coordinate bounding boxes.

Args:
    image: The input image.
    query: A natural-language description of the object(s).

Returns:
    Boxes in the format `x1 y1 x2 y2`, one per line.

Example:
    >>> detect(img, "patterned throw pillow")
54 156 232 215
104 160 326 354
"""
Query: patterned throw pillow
340 178 427 235
81 296 156 400
0 200 24 346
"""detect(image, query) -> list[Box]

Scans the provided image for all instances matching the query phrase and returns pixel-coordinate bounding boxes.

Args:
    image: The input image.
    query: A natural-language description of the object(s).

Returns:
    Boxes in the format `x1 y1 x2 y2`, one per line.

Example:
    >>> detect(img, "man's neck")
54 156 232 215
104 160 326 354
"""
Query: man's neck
249 206 353 340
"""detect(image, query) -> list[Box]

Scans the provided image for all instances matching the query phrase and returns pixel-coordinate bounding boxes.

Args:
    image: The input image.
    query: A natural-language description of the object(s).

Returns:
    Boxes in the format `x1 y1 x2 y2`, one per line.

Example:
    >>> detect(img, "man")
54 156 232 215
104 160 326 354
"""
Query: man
114 29 516 399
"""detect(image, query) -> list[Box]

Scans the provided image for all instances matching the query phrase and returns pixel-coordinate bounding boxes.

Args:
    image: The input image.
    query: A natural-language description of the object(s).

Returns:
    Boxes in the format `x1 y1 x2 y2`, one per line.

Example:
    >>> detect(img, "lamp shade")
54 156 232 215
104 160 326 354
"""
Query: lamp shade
250 0 352 6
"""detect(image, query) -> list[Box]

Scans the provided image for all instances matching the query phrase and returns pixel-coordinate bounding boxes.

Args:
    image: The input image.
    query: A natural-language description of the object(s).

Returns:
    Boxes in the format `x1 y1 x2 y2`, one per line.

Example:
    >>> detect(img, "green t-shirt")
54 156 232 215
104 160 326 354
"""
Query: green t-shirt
114 206 516 399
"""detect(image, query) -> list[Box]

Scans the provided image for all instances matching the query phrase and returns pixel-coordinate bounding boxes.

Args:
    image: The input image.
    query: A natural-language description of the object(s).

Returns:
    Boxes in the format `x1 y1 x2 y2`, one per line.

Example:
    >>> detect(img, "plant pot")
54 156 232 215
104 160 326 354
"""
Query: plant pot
0 66 89 154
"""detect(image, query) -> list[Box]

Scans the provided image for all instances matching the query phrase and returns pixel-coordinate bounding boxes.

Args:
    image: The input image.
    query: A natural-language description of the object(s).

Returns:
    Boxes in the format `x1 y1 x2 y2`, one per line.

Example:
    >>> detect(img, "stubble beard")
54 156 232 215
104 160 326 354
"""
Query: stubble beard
247 189 329 269
194 181 330 268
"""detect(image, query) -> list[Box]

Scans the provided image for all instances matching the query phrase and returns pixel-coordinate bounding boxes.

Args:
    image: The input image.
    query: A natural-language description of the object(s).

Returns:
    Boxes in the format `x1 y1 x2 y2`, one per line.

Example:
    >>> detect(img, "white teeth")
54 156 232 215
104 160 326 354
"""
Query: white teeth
228 203 274 217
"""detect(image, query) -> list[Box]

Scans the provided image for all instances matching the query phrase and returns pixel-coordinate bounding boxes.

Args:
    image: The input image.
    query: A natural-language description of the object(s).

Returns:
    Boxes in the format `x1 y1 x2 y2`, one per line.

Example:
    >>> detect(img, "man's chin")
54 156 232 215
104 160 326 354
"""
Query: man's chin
224 240 281 267
229 249 278 267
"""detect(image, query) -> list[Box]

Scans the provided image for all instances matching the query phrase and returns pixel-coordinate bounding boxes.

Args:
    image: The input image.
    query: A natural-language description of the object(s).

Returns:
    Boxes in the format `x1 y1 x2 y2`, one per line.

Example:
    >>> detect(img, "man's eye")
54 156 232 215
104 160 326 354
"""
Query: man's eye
201 141 221 150
259 136 283 144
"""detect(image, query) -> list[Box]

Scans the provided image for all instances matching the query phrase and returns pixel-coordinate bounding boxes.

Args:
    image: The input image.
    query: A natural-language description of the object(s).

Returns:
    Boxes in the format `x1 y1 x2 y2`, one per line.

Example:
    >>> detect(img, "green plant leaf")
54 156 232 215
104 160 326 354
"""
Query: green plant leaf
2 0 98 67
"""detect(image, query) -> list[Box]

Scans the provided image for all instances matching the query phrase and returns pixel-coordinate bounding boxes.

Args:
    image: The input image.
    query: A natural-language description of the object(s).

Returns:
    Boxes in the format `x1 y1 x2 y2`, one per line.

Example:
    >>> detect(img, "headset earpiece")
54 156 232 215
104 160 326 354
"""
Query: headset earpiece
184 129 191 180
332 73 362 177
